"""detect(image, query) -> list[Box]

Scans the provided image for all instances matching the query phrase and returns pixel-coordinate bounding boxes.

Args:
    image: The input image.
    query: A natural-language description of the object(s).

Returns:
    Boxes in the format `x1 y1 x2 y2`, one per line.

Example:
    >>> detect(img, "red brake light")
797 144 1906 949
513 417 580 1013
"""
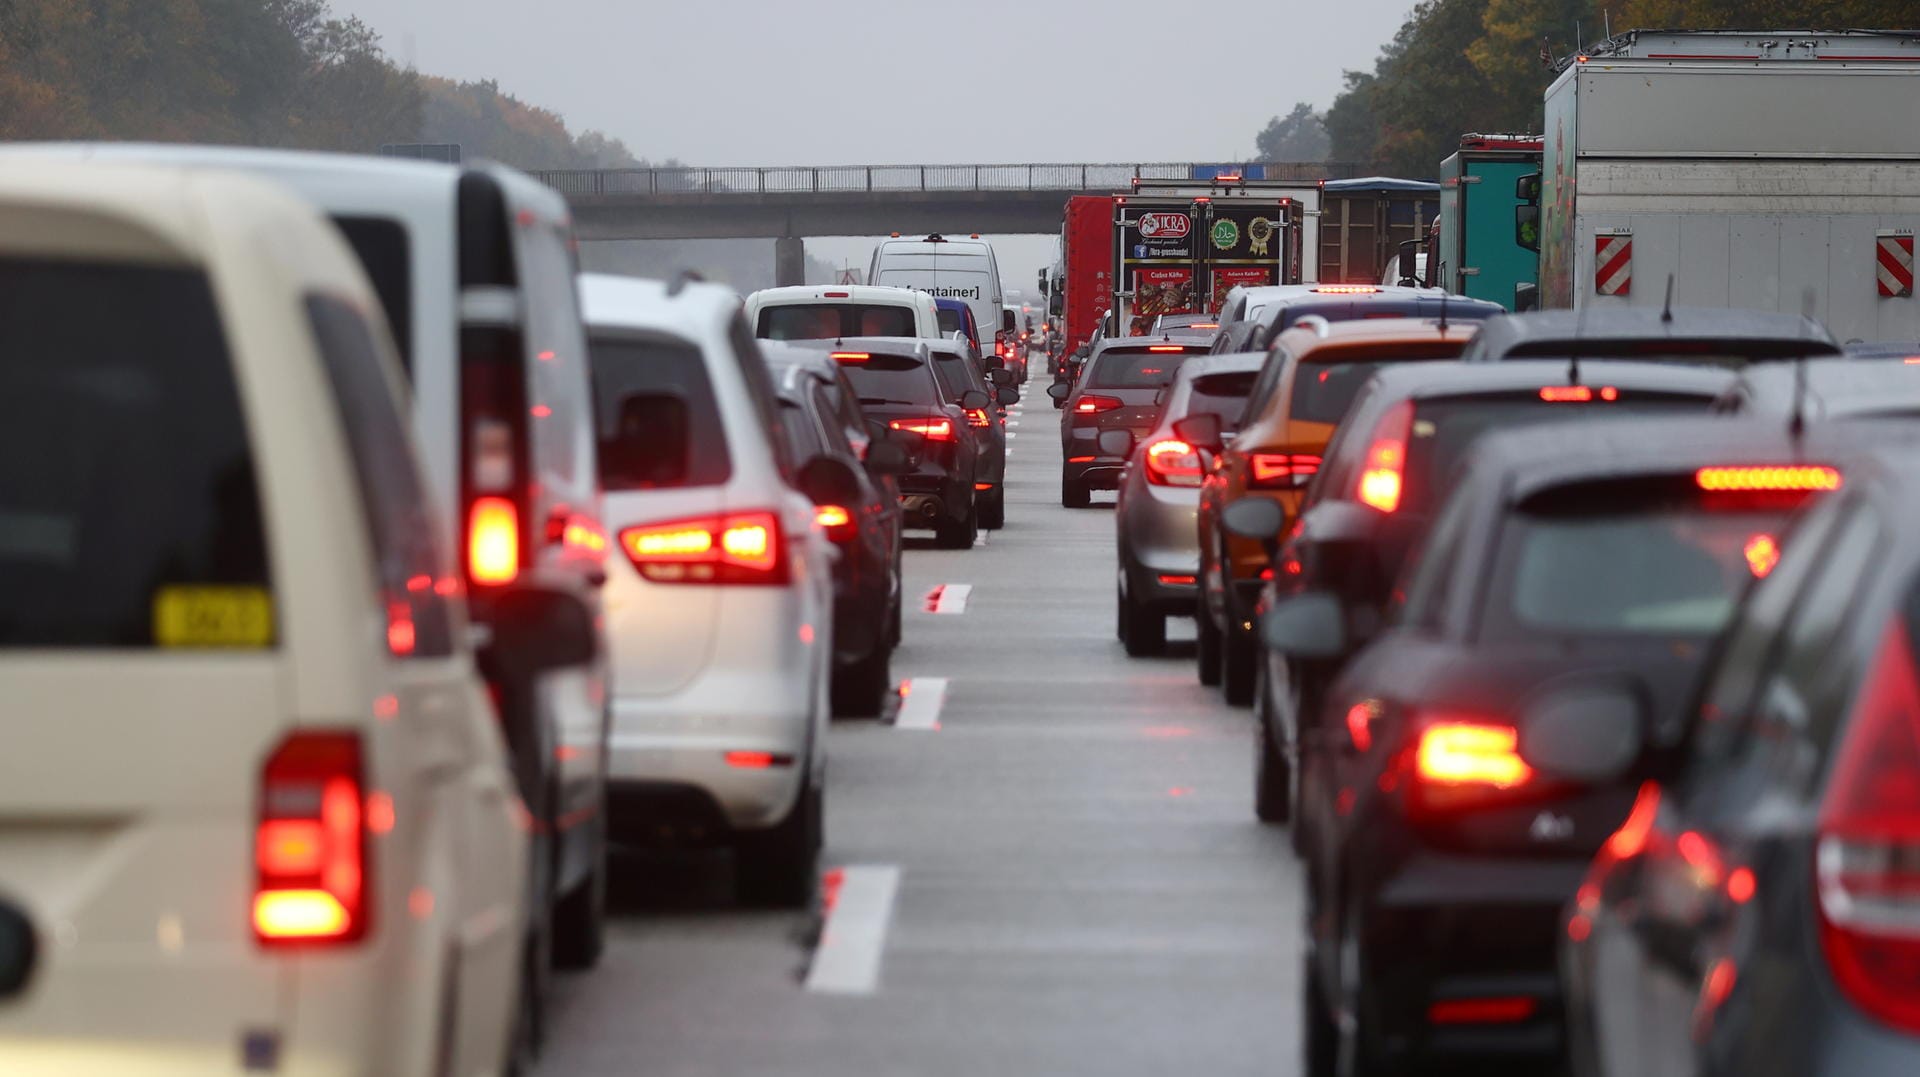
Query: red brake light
1144 438 1202 487
254 732 366 945
467 496 521 586
1248 452 1321 490
1148 345 1186 353
964 407 992 428
1407 717 1535 814
823 291 850 298
1075 394 1123 415
620 511 788 585
1696 465 1842 492
1607 781 1661 860
1744 533 1781 578
1538 385 1620 402
1815 617 1920 1034
889 417 955 441
1356 400 1414 513
1427 997 1537 1025
831 352 871 363
1313 285 1381 294
814 504 856 542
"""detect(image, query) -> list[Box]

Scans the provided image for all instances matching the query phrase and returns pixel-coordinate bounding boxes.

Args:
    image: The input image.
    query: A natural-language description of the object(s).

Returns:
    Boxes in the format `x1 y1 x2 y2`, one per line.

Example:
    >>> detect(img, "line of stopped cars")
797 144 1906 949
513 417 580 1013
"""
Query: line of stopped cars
1088 280 1920 1076
0 147 1018 1074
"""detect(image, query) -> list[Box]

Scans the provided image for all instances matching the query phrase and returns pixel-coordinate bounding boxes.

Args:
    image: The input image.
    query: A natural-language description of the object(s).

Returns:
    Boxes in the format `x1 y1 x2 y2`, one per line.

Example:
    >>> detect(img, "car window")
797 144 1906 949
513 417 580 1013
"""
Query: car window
728 316 796 479
1396 488 1474 631
1186 370 1258 428
809 384 859 457
779 397 825 463
589 331 731 490
519 221 588 483
0 257 272 648
1088 348 1197 389
332 215 414 377
1289 362 1400 423
757 303 916 340
836 353 942 408
308 295 454 658
1240 348 1289 424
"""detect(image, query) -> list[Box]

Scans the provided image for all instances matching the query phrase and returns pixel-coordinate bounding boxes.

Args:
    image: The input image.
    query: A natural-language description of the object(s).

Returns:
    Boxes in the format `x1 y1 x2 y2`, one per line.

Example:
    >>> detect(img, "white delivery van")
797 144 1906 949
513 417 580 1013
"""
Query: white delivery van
745 283 942 341
868 234 1010 350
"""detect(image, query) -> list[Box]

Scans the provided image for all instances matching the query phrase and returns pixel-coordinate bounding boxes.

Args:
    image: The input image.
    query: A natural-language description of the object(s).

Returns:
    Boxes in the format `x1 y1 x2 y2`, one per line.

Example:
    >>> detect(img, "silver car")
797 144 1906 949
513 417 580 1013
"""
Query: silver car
1112 352 1265 655
581 273 837 909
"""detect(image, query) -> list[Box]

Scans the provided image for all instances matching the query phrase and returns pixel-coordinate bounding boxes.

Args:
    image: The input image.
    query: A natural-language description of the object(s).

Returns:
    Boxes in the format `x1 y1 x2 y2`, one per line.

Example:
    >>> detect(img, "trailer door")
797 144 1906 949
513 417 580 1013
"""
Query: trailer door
1461 158 1541 309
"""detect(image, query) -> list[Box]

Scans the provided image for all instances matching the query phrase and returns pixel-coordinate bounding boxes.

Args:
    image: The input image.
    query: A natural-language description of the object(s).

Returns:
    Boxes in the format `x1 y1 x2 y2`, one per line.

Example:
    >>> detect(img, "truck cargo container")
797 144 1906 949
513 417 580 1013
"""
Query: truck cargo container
1436 135 1541 309
1316 177 1438 285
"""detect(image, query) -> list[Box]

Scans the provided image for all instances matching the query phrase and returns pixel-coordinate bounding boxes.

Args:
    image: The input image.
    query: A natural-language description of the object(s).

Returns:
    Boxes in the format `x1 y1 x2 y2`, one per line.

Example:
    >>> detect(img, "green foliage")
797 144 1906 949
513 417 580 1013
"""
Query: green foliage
1254 102 1330 162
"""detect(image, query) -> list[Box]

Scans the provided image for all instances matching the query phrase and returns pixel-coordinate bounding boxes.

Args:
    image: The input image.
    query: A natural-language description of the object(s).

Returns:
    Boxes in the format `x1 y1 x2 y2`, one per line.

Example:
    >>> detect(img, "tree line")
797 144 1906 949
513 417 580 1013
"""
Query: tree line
0 0 653 169
1253 0 1914 177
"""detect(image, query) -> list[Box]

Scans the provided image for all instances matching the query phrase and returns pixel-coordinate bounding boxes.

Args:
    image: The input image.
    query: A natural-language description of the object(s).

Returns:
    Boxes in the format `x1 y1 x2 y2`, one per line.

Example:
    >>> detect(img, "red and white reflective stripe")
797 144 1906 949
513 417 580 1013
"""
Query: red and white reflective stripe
1595 233 1633 296
1877 233 1914 298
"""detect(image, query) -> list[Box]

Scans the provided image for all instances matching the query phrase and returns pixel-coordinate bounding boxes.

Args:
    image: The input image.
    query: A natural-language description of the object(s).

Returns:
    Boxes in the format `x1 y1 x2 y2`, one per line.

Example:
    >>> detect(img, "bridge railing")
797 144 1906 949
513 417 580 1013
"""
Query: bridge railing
534 161 1357 198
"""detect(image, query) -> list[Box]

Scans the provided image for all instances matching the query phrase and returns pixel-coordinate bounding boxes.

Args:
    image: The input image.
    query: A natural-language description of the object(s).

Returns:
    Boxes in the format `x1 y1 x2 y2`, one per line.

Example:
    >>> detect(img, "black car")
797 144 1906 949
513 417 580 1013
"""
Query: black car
1050 336 1211 507
1561 439 1920 1077
763 346 912 716
793 336 992 548
1458 306 1843 365
1237 361 1737 829
928 337 1017 529
1258 417 1857 1076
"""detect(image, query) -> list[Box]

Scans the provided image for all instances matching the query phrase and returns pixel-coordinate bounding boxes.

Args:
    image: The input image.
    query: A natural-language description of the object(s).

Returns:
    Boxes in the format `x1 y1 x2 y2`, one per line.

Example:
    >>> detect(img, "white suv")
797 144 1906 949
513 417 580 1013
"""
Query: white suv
0 162 538 1073
745 283 942 341
582 273 835 907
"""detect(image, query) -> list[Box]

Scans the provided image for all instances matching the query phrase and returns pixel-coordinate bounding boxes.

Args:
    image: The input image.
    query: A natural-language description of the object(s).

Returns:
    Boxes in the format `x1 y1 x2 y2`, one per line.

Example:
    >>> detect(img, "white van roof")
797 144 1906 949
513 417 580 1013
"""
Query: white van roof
581 272 743 337
748 284 933 306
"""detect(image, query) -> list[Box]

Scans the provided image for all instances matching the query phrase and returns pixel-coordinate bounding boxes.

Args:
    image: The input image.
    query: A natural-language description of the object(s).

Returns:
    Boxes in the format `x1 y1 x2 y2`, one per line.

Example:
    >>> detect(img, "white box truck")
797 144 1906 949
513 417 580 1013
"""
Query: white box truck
1539 30 1920 343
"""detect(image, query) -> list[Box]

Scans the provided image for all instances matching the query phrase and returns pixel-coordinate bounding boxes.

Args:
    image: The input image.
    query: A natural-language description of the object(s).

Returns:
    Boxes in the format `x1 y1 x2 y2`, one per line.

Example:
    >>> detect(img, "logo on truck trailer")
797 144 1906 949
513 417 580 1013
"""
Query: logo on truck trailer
1138 213 1190 239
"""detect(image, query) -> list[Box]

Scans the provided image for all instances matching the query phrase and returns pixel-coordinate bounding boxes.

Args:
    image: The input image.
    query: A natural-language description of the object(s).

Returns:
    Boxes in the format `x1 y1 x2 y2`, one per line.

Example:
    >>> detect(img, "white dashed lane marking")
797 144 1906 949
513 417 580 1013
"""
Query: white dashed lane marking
804 865 901 995
923 583 971 614
894 677 949 731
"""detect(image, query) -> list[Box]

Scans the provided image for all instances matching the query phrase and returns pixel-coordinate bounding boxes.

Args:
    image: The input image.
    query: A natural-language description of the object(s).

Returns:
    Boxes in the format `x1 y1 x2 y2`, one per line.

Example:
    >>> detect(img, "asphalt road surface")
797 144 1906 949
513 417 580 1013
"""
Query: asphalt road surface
540 394 1305 1076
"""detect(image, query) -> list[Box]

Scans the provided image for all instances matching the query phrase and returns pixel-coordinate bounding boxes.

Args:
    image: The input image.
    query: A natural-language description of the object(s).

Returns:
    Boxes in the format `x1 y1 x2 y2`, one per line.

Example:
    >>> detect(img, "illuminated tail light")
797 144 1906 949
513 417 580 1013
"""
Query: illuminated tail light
1355 400 1414 513
1696 465 1842 492
1075 394 1123 415
1427 997 1537 1025
1410 718 1533 813
467 496 521 585
1744 533 1781 578
1248 452 1321 490
830 352 870 363
620 511 788 585
1313 285 1380 294
1148 345 1187 353
889 417 955 441
1144 439 1203 486
1815 617 1920 1034
255 732 367 945
461 329 528 589
964 407 992 428
1538 385 1619 402
814 504 856 542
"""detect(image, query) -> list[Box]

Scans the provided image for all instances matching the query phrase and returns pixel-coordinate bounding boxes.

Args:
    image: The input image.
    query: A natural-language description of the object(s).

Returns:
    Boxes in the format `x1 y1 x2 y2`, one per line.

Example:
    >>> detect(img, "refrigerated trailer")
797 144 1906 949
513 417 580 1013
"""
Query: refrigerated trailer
1540 30 1920 342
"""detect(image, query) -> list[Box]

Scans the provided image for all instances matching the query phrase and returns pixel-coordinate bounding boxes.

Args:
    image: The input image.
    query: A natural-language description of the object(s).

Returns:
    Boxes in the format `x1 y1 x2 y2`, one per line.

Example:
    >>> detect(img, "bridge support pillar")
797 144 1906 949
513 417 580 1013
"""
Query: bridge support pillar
774 236 806 287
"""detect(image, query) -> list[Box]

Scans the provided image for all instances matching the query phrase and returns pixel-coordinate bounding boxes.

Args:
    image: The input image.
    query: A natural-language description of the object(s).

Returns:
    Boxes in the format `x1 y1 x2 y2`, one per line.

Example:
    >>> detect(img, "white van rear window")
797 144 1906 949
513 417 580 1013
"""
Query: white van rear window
758 304 915 341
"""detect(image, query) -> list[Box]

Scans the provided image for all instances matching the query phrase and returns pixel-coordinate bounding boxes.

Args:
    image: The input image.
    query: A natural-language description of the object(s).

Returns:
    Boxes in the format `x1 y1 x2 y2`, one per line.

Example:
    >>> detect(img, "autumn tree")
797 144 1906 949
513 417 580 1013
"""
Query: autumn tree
1254 102 1330 161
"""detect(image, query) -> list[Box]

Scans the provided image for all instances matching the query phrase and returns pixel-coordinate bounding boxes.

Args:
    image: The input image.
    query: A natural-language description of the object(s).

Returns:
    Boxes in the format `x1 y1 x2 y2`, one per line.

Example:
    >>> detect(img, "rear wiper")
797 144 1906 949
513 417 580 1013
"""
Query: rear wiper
859 397 920 406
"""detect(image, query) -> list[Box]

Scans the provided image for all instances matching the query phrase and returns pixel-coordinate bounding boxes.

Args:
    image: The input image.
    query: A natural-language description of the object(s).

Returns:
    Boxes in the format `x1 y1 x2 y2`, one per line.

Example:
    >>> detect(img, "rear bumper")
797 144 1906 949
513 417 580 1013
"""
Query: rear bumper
899 470 971 524
1120 484 1202 612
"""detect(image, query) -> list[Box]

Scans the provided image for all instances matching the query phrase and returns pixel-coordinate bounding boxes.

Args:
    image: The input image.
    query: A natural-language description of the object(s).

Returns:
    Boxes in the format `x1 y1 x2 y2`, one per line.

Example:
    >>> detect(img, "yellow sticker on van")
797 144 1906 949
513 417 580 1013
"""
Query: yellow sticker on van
153 587 275 648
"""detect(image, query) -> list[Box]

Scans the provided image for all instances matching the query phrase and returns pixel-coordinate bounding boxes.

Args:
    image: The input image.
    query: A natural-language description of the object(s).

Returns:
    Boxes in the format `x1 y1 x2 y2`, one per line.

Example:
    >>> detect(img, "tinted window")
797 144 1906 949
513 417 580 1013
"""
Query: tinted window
589 333 731 489
1290 361 1396 423
1088 348 1198 389
729 317 795 479
837 353 941 408
1184 371 1257 427
332 216 413 377
308 296 453 657
779 397 824 463
757 303 916 340
937 308 964 335
0 258 271 648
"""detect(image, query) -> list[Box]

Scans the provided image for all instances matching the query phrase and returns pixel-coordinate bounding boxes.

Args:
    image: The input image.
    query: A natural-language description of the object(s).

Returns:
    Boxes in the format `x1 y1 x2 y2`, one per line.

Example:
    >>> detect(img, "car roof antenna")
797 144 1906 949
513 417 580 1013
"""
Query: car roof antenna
1568 299 1588 386
1437 290 1449 333
1660 274 1675 324
1789 287 1818 442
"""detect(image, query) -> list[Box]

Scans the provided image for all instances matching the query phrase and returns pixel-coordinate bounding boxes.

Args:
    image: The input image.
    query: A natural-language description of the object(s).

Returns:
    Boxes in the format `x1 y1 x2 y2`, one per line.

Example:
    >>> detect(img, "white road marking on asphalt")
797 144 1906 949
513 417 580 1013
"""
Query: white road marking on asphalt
974 530 990 547
922 583 971 614
1007 431 1018 438
805 865 901 995
894 677 948 731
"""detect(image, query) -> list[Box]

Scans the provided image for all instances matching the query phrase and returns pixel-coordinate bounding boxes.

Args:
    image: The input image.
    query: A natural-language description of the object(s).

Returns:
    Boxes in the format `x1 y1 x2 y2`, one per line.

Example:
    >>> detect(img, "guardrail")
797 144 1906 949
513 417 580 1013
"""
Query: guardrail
533 161 1361 198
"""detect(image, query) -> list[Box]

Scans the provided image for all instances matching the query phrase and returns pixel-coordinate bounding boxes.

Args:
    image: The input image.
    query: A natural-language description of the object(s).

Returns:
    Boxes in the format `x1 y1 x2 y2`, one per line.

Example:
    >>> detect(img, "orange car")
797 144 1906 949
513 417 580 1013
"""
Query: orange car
1193 318 1480 702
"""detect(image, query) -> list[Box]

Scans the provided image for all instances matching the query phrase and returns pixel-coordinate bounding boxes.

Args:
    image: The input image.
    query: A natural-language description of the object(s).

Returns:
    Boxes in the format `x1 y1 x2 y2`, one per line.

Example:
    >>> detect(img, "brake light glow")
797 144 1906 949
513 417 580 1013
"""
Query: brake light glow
1145 438 1203 487
1416 721 1531 789
1427 997 1537 1025
1356 401 1414 513
965 407 992 428
890 418 955 441
1607 781 1661 859
1075 394 1123 414
1538 385 1620 402
467 496 520 586
1313 285 1381 294
1815 617 1920 1034
254 732 366 945
1696 465 1842 492
1191 323 1219 330
620 511 787 584
815 505 852 529
1249 453 1321 490
724 751 794 769
830 352 871 363
1744 533 1781 578
1148 345 1185 353
1157 574 1196 586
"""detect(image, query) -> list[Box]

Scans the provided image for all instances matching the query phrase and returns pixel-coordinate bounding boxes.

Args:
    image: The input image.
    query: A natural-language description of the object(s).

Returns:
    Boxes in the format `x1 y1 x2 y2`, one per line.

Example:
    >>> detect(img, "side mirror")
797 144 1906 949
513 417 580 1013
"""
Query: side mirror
1172 412 1224 452
1046 381 1071 402
1260 592 1349 660
1515 173 1542 201
1515 204 1541 253
864 440 913 476
959 388 991 411
1049 292 1064 316
986 367 1011 387
1519 680 1646 784
1514 282 1539 313
997 386 1021 406
483 585 598 676
1097 429 1134 457
1396 240 1418 285
797 454 864 507
1221 497 1287 542
0 900 34 999
1001 309 1017 334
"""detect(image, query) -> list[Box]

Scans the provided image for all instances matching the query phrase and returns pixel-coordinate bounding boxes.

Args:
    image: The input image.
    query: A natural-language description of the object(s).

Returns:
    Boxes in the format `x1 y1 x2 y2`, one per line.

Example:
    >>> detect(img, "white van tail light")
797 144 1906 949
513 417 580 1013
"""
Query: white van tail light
255 732 368 945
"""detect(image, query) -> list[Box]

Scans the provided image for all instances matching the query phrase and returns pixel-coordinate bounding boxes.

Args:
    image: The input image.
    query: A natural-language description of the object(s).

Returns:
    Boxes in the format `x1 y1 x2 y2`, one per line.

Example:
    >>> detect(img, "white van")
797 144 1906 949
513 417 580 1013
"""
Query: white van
867 234 1010 352
745 284 941 341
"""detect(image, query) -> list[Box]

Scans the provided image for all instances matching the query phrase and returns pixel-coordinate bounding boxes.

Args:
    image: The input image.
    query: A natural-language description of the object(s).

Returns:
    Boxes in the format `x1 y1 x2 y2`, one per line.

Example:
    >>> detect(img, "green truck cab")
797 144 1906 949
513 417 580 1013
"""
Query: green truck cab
1435 135 1542 310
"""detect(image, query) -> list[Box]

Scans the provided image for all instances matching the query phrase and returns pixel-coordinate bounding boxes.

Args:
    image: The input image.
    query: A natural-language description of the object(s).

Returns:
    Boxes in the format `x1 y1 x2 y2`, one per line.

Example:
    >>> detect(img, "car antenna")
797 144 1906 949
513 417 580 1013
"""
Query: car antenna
1789 286 1818 442
1660 274 1675 323
1437 291 1449 333
1568 299 1588 386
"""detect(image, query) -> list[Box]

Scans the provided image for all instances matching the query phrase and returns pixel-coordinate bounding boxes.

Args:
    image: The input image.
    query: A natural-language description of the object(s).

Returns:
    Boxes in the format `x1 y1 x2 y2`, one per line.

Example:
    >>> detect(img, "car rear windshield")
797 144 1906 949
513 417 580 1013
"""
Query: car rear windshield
758 303 916 340
937 308 967 336
837 353 940 408
1089 347 1199 389
1399 393 1706 516
1185 371 1258 426
332 215 414 377
1482 480 1808 641
0 257 273 648
1289 346 1463 423
589 333 732 490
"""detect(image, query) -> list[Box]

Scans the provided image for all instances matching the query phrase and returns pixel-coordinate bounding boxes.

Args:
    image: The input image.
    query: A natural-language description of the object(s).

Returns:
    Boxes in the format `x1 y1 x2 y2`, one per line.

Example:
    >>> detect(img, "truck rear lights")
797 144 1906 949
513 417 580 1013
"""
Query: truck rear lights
620 511 788 584
1313 285 1381 294
1356 401 1414 512
1696 465 1841 492
1249 453 1321 489
889 417 954 441
1539 385 1619 402
1145 439 1203 486
1427 997 1537 1025
467 497 521 585
1815 617 1920 1035
1075 394 1123 415
255 732 367 945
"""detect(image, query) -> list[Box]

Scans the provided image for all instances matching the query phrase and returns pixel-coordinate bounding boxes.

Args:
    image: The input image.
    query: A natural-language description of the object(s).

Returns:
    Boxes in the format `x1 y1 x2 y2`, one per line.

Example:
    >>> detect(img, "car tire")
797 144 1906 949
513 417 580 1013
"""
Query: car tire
1221 622 1257 706
734 773 822 909
888 591 903 648
1061 473 1091 508
1254 673 1292 824
1115 582 1129 644
934 495 977 549
550 823 606 970
978 484 1005 530
832 640 891 718
1335 900 1397 1077
1196 598 1223 687
1302 951 1339 1077
1120 578 1165 657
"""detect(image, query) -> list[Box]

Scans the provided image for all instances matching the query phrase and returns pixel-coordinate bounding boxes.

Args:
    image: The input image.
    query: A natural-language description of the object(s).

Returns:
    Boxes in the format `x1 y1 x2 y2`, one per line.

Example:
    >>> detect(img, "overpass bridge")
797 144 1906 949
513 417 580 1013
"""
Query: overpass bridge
533 160 1361 284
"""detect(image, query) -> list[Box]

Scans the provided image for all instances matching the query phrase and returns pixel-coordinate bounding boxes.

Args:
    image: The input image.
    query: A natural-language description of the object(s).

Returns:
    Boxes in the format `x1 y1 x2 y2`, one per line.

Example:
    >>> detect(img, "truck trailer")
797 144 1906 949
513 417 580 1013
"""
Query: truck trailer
1316 177 1439 285
1436 135 1541 310
1539 29 1920 343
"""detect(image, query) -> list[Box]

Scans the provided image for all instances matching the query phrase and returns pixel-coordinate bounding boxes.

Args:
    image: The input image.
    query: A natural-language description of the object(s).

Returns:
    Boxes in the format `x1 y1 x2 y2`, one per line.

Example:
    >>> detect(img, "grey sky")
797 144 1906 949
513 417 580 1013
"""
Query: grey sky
343 0 1415 167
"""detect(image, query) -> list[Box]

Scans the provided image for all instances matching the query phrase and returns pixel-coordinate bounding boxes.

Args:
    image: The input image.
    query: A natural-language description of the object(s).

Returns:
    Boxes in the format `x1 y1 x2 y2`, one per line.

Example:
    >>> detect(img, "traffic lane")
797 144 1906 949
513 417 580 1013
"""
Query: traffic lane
540 404 1302 1076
